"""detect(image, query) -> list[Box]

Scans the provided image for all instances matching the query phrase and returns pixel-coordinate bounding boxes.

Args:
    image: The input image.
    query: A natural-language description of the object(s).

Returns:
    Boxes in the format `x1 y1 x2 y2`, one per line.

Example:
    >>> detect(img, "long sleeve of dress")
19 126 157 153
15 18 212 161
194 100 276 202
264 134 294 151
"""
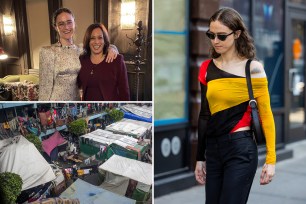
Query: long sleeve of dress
39 47 55 101
117 55 130 101
196 83 211 161
255 82 276 164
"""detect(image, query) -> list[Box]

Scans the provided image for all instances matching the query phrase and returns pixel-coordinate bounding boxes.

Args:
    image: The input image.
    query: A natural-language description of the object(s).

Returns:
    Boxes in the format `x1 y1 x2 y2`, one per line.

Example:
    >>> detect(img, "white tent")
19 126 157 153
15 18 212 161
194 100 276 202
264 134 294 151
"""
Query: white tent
60 178 136 204
0 135 56 191
99 155 152 194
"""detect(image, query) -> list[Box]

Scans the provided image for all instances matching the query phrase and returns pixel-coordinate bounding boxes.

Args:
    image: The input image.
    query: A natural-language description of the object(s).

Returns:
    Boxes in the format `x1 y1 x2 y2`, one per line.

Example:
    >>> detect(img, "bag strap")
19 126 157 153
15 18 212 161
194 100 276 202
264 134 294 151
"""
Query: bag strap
245 59 257 108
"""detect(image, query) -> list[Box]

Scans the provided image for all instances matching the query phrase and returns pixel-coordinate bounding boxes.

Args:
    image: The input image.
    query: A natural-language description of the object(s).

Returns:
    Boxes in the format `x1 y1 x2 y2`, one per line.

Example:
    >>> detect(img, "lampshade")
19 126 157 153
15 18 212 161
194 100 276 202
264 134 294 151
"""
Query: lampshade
121 0 136 29
0 47 8 60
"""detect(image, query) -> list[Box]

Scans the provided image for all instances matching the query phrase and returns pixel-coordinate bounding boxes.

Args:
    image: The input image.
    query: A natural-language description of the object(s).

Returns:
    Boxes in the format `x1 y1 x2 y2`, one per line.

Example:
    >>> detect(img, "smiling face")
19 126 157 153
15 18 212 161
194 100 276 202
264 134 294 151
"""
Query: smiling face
89 28 105 55
209 20 239 55
55 12 75 44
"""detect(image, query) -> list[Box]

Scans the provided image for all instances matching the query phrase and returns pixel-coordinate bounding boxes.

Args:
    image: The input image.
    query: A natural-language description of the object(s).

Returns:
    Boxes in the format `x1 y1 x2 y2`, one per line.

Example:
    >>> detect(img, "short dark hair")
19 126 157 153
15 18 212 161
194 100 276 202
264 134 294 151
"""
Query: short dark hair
208 7 256 59
82 23 110 57
52 7 75 27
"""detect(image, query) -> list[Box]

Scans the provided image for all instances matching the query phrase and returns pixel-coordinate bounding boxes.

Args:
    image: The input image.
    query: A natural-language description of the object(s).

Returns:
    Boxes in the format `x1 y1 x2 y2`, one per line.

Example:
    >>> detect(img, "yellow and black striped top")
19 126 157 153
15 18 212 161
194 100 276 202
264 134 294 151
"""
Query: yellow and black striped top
197 59 276 164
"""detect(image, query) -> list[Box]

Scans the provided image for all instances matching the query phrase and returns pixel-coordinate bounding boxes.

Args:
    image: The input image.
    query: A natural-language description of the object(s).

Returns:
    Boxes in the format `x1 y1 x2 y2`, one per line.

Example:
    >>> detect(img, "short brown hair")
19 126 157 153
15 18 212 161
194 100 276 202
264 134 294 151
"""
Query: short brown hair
208 7 256 59
82 23 110 56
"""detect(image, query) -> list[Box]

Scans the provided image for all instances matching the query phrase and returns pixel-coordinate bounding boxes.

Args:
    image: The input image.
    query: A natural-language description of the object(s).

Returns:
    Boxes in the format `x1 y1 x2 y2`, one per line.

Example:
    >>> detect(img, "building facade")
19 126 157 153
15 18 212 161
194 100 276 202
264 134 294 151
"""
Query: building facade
155 0 306 197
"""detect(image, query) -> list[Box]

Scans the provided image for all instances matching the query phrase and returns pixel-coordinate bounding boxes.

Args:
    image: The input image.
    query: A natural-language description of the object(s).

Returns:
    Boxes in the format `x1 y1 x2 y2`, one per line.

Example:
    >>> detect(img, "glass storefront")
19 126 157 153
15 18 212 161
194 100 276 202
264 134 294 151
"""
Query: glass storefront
253 0 284 108
220 0 250 28
154 0 188 125
290 0 306 4
289 19 305 128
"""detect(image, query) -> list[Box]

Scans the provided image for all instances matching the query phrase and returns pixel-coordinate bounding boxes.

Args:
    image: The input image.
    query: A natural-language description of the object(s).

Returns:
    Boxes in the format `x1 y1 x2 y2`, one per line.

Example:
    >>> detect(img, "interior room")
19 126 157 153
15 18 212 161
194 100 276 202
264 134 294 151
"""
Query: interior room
0 0 152 101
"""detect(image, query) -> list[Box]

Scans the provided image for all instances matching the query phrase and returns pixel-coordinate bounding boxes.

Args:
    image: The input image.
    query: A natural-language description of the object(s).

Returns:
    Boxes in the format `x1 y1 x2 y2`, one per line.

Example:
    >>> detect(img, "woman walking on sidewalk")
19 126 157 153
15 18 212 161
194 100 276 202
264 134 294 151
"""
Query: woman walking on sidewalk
195 7 276 204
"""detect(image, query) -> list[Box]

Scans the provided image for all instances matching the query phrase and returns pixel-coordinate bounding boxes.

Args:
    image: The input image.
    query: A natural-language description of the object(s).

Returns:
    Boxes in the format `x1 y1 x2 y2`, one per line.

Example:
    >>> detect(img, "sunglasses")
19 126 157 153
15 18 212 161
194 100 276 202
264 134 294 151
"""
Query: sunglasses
206 31 235 41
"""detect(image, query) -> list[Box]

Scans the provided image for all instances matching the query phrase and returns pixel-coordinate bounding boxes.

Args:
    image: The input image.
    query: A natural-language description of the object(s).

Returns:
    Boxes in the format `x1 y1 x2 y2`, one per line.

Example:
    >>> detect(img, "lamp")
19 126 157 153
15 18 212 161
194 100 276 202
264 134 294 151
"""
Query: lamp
3 15 14 35
0 47 8 60
121 0 136 29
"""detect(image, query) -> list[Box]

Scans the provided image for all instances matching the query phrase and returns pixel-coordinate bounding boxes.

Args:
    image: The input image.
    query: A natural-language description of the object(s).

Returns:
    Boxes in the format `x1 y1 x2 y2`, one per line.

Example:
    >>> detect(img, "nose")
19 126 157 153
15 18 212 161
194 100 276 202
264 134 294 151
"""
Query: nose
213 37 220 43
94 38 99 43
63 22 71 29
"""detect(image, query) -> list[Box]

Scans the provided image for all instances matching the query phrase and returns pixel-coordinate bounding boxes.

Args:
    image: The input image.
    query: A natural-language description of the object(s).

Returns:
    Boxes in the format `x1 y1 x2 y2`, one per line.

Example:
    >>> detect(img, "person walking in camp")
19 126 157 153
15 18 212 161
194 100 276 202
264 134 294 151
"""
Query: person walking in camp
194 7 276 204
39 8 118 101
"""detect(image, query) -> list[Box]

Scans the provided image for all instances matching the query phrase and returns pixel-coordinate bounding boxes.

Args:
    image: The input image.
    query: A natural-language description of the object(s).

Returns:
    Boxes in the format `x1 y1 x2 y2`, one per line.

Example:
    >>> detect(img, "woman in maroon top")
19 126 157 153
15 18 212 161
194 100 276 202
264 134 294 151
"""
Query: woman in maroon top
78 23 130 101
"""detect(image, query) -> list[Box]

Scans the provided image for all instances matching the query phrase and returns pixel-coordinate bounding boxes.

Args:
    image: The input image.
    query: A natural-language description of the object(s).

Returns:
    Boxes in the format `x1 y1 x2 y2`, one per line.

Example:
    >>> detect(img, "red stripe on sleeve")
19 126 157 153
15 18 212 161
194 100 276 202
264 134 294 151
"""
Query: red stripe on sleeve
198 59 212 85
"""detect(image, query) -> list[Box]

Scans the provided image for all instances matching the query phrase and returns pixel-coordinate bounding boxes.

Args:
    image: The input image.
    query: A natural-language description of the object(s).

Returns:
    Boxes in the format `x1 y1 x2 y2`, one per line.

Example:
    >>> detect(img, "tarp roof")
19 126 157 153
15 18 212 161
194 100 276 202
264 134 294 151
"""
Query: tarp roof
60 178 135 204
0 135 56 191
99 155 152 186
121 104 152 119
80 129 144 149
105 119 152 138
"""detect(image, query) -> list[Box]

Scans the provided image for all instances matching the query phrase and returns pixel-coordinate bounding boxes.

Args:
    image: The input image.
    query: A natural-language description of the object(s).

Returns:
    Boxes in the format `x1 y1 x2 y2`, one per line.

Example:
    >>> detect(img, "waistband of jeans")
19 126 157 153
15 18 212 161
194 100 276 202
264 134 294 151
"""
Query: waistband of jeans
206 130 253 144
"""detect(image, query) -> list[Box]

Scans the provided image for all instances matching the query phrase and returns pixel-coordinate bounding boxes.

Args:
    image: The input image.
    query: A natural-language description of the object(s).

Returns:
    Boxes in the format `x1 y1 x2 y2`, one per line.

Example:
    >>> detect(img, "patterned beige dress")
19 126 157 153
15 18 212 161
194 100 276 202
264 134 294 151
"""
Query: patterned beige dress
39 43 82 101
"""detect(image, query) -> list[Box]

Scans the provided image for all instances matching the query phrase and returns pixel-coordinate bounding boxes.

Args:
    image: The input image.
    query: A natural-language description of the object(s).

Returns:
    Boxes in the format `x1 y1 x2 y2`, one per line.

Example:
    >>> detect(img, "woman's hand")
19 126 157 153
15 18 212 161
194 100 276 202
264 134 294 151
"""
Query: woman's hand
195 161 206 185
260 163 275 185
106 45 118 63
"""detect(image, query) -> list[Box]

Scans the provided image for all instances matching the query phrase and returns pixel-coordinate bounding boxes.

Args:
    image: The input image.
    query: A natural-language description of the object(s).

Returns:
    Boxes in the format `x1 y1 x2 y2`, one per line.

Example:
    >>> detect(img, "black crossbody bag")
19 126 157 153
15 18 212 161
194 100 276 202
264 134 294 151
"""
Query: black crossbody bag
245 59 265 143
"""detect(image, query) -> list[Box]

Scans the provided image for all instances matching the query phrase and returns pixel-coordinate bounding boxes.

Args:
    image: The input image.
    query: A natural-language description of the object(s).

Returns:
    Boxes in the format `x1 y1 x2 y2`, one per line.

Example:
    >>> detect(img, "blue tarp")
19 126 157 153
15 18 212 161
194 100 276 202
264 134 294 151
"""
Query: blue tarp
60 179 135 204
123 112 152 123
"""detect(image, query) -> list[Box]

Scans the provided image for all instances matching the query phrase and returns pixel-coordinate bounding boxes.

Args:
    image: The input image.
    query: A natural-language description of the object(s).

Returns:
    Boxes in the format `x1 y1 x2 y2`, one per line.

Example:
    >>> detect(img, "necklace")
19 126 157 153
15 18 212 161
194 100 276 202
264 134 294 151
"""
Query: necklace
90 54 105 75
57 41 75 49
90 64 98 75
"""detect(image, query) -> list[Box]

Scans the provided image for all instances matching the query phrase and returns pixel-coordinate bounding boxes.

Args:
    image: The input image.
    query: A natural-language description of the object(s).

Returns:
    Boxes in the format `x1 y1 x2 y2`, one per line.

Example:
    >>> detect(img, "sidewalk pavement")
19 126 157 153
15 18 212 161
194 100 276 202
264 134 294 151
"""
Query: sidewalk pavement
155 139 306 204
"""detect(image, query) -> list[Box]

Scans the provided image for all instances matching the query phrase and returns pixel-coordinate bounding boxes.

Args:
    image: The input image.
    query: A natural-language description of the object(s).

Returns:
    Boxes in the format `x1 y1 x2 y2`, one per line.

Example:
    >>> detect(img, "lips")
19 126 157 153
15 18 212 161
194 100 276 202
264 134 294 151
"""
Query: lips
92 45 102 50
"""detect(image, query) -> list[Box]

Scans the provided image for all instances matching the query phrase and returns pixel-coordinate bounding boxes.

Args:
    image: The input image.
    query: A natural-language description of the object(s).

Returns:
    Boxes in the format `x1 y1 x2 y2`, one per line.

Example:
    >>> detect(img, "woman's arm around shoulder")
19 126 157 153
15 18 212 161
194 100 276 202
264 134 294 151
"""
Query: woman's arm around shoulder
250 60 266 78
106 44 119 63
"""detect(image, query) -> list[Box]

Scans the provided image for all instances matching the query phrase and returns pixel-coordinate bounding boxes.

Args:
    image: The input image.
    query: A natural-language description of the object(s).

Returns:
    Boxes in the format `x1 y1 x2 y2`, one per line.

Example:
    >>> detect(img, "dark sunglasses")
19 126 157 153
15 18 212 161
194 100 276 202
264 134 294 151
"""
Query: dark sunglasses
206 31 235 41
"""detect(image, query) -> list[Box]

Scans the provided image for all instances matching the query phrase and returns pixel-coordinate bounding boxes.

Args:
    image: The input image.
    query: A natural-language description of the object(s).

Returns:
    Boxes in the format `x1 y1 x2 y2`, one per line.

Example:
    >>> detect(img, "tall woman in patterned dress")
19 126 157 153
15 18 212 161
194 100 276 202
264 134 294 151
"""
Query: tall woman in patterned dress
195 7 276 204
39 8 117 101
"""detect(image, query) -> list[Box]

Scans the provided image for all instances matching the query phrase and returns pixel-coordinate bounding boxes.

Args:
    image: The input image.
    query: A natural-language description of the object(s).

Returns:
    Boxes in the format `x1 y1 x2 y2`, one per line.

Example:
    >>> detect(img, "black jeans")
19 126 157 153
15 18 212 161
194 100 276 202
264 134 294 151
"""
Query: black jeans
205 130 258 204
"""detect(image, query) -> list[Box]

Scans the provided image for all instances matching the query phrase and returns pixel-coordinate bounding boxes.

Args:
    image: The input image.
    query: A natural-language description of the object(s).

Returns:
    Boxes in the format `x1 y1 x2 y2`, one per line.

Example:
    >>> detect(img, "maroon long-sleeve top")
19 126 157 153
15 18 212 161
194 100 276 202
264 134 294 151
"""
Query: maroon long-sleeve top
78 54 130 101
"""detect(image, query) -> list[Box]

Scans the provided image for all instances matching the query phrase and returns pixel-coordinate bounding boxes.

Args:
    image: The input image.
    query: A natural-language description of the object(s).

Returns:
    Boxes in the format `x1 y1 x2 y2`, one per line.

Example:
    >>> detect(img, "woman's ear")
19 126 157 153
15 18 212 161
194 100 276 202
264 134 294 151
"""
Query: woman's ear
54 25 59 32
235 30 241 39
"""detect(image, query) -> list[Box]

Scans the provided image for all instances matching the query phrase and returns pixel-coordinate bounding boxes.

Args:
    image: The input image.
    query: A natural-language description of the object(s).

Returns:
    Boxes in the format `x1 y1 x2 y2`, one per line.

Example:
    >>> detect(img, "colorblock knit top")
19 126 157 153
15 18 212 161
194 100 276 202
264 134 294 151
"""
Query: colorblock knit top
197 59 276 164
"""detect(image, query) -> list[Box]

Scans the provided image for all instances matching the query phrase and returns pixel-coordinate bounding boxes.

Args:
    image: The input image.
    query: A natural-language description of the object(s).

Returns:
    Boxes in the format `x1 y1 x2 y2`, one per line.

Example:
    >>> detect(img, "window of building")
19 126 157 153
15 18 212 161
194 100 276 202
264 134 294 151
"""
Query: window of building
289 0 306 5
154 0 188 125
254 0 284 108
220 0 250 28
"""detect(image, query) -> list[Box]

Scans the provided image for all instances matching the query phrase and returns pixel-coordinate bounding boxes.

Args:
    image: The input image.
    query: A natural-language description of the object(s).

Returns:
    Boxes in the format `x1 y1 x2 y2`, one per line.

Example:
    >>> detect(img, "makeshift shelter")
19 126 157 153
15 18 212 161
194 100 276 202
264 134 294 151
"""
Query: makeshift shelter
42 131 67 156
99 155 152 203
0 135 56 191
121 104 152 119
123 112 152 123
121 104 152 123
79 129 149 161
60 178 135 204
105 118 152 139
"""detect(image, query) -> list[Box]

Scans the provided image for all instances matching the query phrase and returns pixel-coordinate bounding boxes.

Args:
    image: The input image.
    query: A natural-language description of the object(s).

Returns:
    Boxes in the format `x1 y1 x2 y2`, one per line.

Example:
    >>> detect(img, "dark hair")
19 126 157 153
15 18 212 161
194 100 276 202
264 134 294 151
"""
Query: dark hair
208 7 255 59
52 7 75 27
82 23 110 57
